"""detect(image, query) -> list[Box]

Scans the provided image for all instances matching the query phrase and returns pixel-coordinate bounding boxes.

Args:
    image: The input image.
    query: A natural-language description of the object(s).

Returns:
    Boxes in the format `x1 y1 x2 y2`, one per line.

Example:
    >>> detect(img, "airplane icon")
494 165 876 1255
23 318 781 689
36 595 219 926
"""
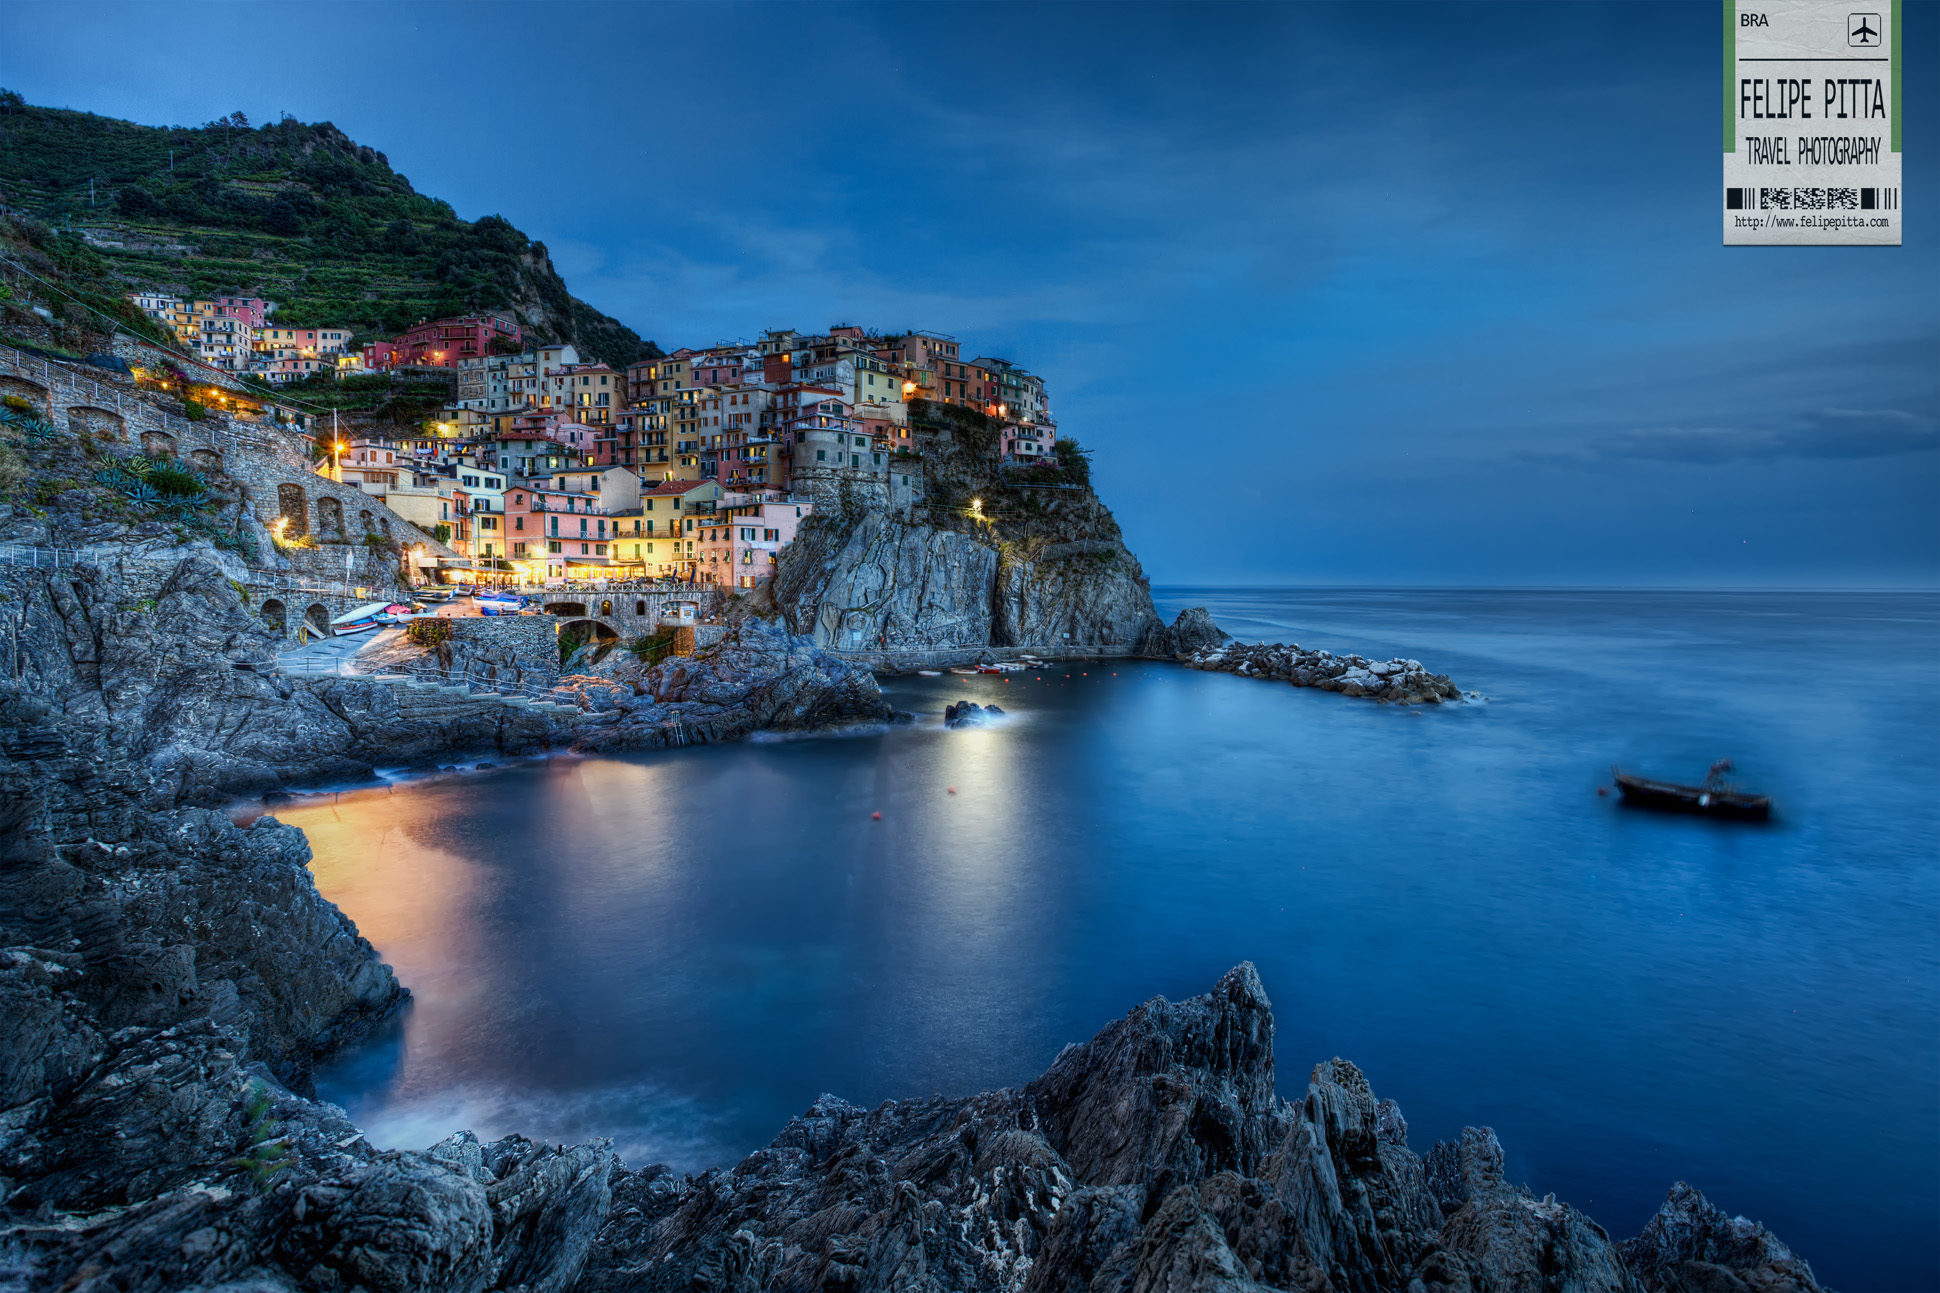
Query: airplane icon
1848 13 1881 45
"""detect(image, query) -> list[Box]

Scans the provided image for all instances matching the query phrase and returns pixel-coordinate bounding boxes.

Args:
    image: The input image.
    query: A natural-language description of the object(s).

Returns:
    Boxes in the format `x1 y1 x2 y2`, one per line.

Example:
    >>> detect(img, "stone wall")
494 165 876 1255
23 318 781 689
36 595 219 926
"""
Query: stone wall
0 343 461 598
441 616 561 688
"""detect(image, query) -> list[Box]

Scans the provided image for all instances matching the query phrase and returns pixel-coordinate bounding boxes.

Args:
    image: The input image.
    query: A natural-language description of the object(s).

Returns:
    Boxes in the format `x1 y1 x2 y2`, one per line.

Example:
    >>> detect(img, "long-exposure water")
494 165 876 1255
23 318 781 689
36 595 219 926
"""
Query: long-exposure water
268 589 1939 1290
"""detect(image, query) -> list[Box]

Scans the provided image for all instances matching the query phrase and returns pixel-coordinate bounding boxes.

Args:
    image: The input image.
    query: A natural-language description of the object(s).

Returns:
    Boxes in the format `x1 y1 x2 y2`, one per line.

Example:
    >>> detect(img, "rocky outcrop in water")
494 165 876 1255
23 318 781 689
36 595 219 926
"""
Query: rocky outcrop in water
943 700 1002 728
1620 1183 1830 1293
554 619 899 750
1183 639 1464 705
1144 606 1231 658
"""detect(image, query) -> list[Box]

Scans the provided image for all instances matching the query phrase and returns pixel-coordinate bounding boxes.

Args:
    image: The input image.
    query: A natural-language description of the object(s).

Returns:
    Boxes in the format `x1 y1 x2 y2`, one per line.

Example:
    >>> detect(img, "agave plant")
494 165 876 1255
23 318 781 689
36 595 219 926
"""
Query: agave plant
124 482 161 508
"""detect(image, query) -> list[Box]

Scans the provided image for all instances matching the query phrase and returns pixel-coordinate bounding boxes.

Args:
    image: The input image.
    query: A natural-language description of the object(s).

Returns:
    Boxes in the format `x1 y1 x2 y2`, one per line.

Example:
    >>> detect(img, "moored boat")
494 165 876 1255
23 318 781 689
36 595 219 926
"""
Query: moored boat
1612 760 1771 820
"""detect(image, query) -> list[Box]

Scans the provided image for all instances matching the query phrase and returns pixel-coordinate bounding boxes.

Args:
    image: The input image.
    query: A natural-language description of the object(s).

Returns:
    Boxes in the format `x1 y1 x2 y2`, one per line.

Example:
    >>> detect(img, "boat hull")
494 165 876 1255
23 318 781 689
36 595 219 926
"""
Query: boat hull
1614 773 1771 820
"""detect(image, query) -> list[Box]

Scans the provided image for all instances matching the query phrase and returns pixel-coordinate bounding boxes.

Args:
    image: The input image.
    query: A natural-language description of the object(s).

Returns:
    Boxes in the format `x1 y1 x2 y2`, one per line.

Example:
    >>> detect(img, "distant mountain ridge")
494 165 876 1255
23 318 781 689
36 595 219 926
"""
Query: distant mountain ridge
0 95 657 368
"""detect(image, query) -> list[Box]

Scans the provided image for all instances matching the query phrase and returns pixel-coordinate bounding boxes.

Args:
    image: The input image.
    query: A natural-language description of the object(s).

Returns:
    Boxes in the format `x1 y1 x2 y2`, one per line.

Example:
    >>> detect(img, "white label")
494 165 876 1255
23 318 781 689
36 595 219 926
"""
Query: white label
1724 0 1902 245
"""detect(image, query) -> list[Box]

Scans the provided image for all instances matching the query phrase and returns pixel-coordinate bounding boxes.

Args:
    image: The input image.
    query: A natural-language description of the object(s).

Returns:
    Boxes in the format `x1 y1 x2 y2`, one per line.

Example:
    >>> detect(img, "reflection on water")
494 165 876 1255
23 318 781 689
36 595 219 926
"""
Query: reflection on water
275 590 1940 1292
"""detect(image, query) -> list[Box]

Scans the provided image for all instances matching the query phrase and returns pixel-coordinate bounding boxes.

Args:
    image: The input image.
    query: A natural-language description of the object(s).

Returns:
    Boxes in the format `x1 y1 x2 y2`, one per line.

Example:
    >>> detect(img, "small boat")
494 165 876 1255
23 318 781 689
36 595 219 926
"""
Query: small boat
948 667 979 675
476 592 526 616
977 662 1025 674
416 588 455 603
1612 760 1771 820
916 670 942 677
329 602 416 635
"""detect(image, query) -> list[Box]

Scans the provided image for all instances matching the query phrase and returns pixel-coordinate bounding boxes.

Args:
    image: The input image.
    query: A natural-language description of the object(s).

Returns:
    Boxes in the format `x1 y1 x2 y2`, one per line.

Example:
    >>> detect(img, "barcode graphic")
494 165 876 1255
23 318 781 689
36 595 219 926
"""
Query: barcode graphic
1728 187 1897 212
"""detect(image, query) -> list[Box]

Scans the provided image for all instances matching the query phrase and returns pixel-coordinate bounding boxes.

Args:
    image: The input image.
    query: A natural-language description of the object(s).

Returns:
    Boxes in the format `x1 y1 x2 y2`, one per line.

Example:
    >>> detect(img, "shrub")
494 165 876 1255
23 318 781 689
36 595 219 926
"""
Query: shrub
182 399 206 421
406 617 452 648
558 623 590 667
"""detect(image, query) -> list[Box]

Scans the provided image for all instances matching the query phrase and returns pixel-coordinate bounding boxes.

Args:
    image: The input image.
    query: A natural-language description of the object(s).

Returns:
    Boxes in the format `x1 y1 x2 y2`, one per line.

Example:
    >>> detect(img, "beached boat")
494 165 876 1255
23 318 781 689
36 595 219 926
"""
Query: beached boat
476 592 526 616
329 602 417 636
977 662 1026 674
1613 761 1771 820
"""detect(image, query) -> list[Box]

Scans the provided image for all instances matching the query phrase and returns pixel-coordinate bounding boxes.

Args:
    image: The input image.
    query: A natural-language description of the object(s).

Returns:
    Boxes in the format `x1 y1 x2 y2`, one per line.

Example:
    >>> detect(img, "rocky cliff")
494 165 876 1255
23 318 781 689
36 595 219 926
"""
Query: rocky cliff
769 401 1168 656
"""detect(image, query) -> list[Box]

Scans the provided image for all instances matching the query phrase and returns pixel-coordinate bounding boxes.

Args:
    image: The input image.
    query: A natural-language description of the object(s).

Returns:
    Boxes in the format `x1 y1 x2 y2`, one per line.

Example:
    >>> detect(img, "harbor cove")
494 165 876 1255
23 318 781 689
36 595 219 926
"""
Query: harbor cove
265 588 1939 1292
2 11 1936 1291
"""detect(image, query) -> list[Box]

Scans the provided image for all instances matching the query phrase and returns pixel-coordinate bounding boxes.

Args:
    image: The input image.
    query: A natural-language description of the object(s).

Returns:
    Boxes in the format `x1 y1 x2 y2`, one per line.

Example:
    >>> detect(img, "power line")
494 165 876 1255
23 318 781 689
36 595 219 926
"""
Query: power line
0 250 336 420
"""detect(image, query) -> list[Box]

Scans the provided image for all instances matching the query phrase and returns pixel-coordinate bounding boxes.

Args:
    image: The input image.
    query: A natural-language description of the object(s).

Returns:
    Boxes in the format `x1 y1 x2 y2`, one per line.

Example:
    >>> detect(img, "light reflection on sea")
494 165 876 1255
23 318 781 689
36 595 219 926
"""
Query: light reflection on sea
270 589 1940 1292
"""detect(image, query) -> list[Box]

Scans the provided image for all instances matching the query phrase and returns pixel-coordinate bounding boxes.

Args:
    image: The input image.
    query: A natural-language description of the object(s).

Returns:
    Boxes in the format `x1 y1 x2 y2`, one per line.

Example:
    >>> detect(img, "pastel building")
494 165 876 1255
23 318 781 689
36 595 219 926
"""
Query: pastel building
367 315 521 369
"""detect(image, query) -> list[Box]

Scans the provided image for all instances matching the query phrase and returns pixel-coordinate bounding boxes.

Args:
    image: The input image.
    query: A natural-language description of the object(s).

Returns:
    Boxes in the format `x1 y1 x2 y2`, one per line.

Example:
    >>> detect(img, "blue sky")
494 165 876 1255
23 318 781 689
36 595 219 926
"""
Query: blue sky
4 2 1934 586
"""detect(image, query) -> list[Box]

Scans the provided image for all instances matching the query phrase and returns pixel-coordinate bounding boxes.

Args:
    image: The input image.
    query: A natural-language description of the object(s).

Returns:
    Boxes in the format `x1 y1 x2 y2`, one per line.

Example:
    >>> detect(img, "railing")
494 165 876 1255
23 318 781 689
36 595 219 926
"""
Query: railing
826 643 1139 667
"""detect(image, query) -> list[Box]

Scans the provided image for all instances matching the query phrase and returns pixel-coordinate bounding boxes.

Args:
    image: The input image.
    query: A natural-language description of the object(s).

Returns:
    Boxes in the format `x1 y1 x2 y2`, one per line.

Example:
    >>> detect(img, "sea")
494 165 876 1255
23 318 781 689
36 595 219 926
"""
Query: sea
268 589 1939 1291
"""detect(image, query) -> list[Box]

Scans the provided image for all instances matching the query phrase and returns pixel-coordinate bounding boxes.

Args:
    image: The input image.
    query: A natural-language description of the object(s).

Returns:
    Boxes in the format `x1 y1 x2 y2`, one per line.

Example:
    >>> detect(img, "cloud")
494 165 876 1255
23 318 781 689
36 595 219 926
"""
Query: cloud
1581 409 1939 465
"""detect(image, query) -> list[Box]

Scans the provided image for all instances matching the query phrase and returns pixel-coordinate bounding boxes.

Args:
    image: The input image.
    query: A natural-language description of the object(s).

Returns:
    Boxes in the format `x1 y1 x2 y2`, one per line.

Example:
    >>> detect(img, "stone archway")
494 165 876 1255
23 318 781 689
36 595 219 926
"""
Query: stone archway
303 603 332 638
316 496 345 541
191 448 223 475
261 598 287 634
359 509 376 536
67 406 124 444
599 599 613 617
0 376 50 417
558 618 619 667
141 430 177 459
634 599 646 616
277 483 309 537
547 602 588 617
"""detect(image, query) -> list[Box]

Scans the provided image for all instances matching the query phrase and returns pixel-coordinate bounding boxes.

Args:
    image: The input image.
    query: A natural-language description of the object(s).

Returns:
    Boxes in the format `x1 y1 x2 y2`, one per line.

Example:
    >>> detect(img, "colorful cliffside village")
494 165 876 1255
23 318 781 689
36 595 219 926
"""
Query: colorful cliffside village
126 301 1058 587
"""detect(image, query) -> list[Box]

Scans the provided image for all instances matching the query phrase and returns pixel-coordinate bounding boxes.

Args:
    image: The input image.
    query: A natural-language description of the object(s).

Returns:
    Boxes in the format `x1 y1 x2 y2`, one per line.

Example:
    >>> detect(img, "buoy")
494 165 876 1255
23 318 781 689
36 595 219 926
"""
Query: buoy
1596 787 1608 796
946 786 957 795
871 811 882 820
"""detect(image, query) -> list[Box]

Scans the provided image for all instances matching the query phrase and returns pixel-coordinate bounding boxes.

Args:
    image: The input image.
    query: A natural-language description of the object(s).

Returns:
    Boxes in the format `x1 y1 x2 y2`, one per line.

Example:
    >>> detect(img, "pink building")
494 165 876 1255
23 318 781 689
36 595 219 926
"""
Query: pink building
999 422 1055 463
698 496 812 588
368 315 521 369
209 296 273 328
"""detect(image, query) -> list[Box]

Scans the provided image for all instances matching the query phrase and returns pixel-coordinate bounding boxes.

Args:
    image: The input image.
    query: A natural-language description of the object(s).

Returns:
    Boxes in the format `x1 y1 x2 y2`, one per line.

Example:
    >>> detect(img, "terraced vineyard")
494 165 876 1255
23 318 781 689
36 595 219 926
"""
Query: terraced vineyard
0 98 655 368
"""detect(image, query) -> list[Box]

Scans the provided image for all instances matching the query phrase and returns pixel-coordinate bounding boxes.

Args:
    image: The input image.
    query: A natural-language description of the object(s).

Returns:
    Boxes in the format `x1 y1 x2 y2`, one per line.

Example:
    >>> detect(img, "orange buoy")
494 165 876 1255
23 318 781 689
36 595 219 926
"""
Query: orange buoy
871 811 882 820
946 786 957 795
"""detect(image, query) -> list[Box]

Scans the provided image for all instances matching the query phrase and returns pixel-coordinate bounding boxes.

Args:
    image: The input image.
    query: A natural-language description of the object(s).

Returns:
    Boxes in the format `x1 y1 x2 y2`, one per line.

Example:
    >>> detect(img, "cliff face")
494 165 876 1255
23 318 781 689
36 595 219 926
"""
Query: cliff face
768 399 1169 657
770 515 1166 655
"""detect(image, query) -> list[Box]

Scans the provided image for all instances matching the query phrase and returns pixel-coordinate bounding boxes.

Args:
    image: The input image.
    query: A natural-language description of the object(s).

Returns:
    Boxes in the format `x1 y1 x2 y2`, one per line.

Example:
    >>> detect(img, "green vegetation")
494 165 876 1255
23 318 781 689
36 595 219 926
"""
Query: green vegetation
0 96 659 368
558 622 591 666
230 1080 289 1189
627 626 680 667
406 617 453 649
251 369 454 421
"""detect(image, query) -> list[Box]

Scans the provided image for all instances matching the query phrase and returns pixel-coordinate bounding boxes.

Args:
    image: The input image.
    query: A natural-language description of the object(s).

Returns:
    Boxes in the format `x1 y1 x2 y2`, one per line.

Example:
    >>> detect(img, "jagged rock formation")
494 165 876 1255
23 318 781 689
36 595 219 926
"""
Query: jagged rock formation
1145 607 1231 658
568 966 1829 1293
1619 1183 1829 1293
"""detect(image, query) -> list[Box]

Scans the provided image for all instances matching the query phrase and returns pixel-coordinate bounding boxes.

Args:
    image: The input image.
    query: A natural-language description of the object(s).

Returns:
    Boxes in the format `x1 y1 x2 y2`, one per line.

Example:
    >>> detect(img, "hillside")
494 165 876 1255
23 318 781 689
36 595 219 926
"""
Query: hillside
0 94 657 368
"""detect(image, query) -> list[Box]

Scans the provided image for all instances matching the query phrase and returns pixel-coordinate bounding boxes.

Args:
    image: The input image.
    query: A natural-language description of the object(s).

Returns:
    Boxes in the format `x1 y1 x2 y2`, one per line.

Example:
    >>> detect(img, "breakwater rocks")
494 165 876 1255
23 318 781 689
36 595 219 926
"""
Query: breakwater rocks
1185 639 1465 705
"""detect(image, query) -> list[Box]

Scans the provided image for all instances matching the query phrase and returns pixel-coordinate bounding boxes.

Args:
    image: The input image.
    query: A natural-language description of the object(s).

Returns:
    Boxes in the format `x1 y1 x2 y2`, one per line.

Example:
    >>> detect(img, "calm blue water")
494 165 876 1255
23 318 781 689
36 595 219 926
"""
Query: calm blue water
288 589 1939 1291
